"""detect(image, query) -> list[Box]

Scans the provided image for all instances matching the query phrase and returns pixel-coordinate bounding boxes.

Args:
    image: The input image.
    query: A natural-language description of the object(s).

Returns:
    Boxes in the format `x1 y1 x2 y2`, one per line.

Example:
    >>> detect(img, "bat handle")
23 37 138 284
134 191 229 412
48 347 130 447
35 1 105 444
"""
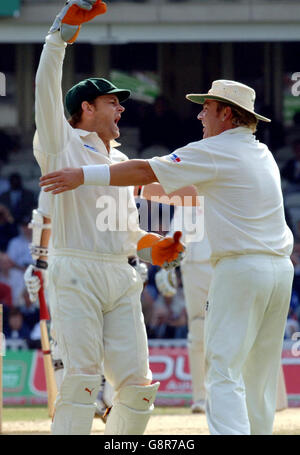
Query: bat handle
34 270 50 321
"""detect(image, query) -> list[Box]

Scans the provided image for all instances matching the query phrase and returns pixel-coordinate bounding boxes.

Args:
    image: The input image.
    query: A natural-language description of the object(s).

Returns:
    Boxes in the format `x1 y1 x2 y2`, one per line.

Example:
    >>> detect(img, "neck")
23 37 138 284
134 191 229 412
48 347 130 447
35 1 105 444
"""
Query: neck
75 121 111 153
223 122 236 132
102 137 110 154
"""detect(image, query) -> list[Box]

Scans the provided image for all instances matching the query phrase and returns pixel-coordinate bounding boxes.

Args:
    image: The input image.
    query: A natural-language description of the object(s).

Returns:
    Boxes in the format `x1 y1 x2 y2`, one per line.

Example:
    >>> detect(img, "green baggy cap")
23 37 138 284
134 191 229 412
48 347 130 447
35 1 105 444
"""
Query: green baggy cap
65 77 131 116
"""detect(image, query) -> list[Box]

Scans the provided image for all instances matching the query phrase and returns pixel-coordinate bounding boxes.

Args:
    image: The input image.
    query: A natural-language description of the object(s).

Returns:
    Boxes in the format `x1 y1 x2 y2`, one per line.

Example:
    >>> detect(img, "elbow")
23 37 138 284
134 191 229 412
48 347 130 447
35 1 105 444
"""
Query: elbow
141 161 158 185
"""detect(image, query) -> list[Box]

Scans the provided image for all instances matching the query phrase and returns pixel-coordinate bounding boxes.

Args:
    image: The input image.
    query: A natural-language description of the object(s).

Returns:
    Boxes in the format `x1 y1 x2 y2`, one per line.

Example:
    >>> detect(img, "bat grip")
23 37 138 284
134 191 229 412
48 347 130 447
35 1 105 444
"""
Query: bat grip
34 270 50 321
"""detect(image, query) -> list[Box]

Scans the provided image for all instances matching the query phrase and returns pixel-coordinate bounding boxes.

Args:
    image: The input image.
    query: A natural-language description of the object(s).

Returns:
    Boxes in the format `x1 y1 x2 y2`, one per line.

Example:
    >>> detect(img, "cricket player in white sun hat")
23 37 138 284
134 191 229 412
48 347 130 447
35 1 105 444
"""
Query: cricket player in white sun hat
41 78 294 435
32 0 187 435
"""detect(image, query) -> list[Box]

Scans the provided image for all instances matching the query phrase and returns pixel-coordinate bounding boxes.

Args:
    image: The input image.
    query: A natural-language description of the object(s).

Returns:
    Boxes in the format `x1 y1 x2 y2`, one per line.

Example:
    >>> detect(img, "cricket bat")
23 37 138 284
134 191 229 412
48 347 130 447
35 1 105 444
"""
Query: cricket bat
34 271 57 419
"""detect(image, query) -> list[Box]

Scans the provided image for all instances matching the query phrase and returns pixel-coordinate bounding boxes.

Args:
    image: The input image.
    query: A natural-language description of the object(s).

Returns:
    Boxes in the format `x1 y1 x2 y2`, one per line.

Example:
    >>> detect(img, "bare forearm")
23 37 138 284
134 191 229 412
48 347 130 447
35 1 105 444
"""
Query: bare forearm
39 217 51 262
138 183 199 207
109 160 158 186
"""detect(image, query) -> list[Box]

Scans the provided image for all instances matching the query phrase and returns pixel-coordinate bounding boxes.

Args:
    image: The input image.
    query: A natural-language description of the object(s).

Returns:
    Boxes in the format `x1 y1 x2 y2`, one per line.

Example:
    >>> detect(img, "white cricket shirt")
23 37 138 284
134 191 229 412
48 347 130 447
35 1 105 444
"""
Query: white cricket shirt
149 127 293 265
34 32 145 257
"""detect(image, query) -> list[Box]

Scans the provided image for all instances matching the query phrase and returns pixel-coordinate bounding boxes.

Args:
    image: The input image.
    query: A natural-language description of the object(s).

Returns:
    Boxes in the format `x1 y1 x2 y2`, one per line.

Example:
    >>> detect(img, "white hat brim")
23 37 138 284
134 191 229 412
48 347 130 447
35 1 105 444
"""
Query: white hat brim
186 94 271 123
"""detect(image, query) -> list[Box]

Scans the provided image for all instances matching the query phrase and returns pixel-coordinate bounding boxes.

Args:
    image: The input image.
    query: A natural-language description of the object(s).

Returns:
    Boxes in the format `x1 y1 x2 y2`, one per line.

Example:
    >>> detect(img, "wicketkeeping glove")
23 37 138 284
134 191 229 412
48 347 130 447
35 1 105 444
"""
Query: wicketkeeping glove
24 264 48 303
49 0 107 44
137 231 185 269
155 268 178 297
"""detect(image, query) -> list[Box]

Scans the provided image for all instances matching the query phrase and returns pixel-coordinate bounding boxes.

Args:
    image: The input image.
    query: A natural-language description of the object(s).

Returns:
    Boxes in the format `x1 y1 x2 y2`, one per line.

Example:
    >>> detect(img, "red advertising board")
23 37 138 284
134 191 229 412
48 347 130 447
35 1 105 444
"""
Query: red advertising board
3 342 300 406
149 346 192 406
281 347 300 407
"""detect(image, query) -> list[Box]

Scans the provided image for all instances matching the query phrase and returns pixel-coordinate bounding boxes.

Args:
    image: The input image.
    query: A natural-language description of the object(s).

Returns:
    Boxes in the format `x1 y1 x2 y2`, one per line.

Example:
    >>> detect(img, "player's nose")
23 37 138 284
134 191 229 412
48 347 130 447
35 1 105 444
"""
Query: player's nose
197 110 204 121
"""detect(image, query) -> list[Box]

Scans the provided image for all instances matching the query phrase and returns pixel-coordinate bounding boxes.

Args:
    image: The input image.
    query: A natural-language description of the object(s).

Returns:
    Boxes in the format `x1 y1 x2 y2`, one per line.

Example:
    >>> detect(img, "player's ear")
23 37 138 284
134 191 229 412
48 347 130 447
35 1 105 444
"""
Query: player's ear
81 101 95 114
224 106 233 121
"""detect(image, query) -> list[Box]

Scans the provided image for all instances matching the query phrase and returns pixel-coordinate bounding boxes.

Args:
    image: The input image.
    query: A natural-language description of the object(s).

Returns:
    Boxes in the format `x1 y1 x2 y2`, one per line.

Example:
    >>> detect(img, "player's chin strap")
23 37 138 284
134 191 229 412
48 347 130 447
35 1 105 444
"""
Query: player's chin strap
28 209 51 261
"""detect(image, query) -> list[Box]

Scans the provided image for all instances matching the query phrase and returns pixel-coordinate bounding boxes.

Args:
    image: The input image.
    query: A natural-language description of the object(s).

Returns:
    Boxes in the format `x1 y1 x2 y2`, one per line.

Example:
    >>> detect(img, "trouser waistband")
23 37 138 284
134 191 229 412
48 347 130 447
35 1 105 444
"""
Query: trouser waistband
51 248 128 263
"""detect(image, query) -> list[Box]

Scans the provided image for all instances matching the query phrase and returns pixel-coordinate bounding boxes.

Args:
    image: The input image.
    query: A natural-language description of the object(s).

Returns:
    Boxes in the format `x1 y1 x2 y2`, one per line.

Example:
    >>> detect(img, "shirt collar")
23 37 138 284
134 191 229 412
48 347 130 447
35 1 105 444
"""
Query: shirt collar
74 128 121 149
221 126 253 136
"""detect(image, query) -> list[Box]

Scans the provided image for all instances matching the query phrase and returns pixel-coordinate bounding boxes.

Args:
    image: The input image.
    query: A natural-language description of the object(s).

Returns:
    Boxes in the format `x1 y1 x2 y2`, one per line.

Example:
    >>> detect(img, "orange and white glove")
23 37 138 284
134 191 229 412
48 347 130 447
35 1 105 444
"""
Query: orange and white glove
49 0 107 44
137 231 185 270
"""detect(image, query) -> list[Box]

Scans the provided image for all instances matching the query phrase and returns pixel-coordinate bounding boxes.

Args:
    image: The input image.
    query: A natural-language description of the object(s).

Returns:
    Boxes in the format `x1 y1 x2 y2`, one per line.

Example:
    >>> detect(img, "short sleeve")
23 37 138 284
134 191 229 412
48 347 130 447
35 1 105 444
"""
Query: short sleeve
38 190 52 218
148 142 217 195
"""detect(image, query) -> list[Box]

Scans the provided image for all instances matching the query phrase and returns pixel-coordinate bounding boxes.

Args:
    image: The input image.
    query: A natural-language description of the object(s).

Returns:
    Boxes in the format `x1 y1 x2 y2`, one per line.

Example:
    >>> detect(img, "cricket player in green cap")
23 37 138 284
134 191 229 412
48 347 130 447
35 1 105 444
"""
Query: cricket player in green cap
32 0 186 435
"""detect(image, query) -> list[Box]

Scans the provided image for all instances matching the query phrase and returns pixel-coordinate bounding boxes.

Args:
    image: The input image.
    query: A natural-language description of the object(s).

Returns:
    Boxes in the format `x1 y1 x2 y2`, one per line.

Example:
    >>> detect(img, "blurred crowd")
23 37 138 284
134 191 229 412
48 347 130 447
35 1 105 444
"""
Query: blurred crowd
0 100 300 350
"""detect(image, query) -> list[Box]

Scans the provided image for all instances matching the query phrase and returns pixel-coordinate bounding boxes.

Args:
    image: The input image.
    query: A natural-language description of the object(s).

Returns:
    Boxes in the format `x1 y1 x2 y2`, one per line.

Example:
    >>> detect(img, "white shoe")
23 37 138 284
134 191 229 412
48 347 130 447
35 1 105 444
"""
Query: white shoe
191 400 206 413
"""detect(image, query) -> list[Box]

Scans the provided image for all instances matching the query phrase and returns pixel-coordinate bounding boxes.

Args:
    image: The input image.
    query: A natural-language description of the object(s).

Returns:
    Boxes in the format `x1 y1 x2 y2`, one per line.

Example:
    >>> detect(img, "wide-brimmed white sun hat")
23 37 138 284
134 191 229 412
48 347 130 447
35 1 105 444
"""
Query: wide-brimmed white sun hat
186 80 271 123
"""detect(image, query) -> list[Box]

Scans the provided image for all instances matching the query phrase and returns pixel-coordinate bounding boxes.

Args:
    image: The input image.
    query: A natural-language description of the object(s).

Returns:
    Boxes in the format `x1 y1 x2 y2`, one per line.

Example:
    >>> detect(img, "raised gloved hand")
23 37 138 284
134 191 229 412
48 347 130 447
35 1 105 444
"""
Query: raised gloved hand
155 268 178 297
24 264 48 303
49 0 107 44
137 231 185 269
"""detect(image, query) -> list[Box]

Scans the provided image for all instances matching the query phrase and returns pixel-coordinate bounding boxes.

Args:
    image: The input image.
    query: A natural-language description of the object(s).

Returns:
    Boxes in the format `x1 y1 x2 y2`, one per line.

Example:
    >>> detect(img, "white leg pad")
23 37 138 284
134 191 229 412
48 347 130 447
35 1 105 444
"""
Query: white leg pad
51 373 101 435
105 382 160 435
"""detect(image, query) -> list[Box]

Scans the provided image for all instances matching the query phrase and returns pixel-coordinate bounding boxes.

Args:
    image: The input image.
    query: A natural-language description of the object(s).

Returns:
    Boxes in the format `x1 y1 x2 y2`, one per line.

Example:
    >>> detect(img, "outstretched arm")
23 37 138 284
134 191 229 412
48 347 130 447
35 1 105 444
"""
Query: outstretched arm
35 1 107 163
39 160 158 194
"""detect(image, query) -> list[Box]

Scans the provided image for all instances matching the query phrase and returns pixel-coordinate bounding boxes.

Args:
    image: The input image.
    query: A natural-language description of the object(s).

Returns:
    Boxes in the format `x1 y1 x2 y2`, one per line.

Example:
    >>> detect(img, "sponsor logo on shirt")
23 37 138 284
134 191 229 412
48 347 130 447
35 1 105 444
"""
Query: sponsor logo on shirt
169 153 181 163
84 144 97 153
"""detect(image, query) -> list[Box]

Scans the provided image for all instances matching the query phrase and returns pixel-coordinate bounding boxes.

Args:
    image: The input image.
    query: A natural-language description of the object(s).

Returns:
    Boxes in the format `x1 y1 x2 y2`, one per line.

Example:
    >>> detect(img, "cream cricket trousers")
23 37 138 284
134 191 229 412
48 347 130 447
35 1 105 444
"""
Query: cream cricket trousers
48 252 152 435
181 261 212 404
205 254 294 435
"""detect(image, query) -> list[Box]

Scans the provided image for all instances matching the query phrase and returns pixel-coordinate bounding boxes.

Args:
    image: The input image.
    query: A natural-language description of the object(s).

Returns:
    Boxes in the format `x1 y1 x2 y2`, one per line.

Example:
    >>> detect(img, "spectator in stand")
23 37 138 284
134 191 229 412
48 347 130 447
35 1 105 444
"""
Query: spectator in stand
0 167 9 196
281 139 300 193
0 173 36 224
138 96 182 155
140 280 157 338
19 289 40 333
0 252 26 306
6 214 33 270
0 204 18 252
0 281 12 336
17 289 41 349
291 235 300 305
4 307 30 350
148 269 187 339
0 282 12 308
284 306 300 339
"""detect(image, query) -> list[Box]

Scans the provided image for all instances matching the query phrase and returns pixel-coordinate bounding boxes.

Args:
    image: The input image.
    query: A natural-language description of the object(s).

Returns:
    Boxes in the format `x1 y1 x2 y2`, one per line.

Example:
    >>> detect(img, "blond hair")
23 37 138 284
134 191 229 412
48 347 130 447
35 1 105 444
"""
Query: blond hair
216 101 258 133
